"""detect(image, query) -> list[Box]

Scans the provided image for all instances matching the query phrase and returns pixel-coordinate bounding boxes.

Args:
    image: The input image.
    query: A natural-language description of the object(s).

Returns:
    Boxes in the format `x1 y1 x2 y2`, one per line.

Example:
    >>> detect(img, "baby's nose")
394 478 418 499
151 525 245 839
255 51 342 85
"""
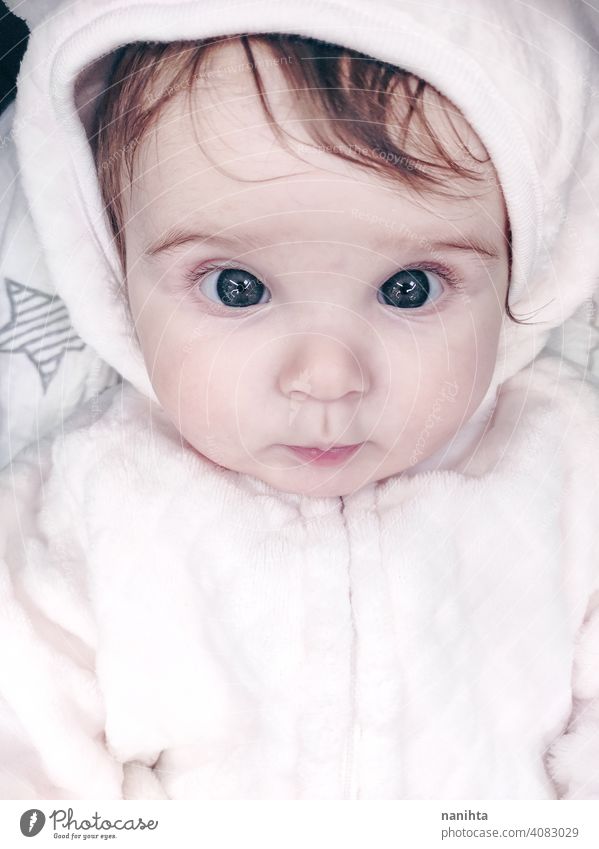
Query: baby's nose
278 334 368 403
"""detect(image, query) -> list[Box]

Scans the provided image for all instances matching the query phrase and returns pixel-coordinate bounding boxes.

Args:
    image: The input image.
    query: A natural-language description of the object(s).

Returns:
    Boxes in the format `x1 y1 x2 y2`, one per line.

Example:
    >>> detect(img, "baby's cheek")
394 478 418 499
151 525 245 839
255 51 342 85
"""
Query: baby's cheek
384 323 482 459
173 337 243 447
452 317 501 401
145 304 219 398
129 290 191 384
391 379 466 470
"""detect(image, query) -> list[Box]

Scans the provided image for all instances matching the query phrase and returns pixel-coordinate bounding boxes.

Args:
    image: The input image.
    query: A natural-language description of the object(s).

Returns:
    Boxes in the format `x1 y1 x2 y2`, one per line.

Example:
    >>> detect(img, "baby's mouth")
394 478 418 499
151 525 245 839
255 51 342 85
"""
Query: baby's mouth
282 443 364 465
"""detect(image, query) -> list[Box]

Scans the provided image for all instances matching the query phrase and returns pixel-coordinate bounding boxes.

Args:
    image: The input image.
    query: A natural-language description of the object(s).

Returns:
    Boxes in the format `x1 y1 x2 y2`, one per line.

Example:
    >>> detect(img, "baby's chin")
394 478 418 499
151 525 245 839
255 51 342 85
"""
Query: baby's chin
192 441 408 499
247 469 378 499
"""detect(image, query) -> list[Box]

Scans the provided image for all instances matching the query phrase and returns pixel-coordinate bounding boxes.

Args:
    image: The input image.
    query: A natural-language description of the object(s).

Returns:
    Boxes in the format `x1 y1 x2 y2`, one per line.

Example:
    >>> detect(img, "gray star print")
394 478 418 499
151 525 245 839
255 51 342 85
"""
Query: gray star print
0 278 86 392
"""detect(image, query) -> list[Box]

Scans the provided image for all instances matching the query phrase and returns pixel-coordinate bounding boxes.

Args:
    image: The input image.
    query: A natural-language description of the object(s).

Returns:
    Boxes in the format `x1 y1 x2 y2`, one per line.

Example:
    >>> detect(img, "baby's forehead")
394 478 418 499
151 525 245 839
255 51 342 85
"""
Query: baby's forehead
127 39 504 241
135 110 492 205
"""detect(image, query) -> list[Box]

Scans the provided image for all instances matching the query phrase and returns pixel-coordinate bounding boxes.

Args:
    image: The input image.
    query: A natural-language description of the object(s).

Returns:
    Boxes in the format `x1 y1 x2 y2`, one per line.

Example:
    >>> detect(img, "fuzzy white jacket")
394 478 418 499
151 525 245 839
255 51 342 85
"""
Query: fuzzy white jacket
0 353 598 800
2 0 599 801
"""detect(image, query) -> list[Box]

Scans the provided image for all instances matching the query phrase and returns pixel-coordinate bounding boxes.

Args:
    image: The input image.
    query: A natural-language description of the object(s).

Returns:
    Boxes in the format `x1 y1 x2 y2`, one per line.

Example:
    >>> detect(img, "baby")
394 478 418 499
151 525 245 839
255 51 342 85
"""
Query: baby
95 36 510 499
1 0 599 802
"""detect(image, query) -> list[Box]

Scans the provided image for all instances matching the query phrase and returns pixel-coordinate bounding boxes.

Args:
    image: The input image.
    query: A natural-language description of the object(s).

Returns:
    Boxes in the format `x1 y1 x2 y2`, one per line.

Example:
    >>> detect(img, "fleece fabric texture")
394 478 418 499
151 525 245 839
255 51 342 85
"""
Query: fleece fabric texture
0 0 599 798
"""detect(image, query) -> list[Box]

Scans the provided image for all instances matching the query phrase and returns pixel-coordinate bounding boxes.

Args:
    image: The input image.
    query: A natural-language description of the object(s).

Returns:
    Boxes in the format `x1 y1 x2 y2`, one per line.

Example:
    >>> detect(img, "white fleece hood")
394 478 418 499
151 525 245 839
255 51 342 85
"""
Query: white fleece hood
7 0 599 407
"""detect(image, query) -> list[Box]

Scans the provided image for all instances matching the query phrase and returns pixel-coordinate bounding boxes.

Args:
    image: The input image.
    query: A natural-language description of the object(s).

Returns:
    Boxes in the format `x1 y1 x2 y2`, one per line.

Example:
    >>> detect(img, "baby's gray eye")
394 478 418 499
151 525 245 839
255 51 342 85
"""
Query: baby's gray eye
378 269 442 309
202 267 270 308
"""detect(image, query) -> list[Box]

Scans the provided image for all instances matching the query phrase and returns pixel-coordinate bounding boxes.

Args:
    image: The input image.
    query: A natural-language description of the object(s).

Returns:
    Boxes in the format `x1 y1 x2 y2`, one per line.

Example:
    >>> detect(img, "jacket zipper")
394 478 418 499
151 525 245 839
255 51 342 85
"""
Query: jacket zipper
342 595 359 799
342 492 359 799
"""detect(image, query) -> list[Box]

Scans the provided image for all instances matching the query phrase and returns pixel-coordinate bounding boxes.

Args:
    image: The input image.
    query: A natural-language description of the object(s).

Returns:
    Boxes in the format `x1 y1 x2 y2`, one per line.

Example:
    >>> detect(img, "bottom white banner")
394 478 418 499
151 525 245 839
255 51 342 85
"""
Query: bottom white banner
0 799 597 849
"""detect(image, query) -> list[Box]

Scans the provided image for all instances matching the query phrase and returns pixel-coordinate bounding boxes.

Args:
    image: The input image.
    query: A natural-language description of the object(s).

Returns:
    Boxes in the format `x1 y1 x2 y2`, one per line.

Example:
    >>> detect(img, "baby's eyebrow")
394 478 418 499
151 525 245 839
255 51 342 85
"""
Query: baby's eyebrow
427 237 502 260
143 226 503 261
143 227 261 257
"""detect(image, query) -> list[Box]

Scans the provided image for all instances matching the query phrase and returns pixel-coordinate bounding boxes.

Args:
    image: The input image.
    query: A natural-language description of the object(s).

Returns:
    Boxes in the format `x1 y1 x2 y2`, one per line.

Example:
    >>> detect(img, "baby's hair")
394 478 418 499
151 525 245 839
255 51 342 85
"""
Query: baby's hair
91 32 524 323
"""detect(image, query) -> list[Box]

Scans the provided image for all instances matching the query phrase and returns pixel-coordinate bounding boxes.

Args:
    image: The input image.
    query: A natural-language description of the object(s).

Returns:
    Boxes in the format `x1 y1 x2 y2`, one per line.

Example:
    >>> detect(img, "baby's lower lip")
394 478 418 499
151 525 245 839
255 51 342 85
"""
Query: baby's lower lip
283 443 364 465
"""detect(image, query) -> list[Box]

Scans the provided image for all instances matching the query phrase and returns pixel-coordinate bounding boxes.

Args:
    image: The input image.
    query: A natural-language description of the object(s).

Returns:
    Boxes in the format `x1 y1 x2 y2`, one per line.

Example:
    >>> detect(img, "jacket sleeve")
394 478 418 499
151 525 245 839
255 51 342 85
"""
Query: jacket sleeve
546 586 599 799
0 442 124 799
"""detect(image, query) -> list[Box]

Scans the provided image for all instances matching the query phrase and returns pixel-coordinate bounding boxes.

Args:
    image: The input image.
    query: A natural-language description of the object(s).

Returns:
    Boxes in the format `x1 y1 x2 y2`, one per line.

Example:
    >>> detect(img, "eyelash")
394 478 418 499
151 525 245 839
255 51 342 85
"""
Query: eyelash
178 260 464 311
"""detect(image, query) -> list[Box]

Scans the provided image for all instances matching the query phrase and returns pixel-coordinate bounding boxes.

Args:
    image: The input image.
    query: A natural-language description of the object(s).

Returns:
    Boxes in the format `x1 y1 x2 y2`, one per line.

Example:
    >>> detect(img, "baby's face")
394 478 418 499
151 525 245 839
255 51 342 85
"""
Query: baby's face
125 44 509 497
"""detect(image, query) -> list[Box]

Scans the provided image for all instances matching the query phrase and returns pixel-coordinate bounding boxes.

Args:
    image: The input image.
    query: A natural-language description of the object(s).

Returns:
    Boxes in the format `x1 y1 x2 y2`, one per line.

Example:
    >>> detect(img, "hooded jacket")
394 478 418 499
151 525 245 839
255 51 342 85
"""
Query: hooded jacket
1 0 599 800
